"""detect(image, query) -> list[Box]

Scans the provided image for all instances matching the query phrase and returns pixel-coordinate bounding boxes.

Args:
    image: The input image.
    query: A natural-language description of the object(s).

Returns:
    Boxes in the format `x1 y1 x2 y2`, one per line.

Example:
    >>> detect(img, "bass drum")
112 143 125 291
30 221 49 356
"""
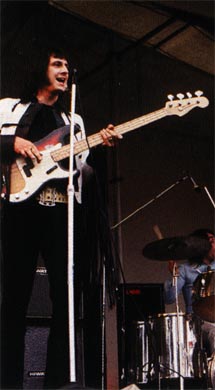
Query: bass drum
153 313 206 379
193 270 215 323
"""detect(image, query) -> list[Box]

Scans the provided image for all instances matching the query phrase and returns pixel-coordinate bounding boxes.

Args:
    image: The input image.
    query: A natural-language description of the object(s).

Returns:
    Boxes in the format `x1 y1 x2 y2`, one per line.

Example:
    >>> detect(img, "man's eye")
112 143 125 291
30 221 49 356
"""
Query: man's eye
52 61 69 70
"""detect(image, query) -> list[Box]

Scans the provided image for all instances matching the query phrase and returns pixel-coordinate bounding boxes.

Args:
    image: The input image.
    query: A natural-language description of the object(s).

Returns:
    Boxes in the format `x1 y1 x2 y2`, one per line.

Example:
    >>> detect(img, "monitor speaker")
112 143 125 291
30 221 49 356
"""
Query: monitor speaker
27 254 52 319
24 321 49 389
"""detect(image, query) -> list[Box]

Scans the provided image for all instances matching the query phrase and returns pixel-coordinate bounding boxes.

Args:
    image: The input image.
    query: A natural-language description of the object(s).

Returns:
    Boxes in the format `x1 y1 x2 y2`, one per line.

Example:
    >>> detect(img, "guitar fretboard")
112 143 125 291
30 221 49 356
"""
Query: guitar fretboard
51 107 167 162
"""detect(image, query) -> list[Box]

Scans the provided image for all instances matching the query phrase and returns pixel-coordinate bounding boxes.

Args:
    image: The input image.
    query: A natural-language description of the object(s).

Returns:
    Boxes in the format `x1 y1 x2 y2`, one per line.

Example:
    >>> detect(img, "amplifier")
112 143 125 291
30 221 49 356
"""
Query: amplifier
27 266 52 319
117 283 165 323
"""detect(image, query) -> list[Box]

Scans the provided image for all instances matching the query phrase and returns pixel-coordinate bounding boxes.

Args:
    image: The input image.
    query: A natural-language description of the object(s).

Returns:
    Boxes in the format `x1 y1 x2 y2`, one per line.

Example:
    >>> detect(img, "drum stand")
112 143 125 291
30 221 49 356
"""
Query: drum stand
157 268 184 390
173 266 184 390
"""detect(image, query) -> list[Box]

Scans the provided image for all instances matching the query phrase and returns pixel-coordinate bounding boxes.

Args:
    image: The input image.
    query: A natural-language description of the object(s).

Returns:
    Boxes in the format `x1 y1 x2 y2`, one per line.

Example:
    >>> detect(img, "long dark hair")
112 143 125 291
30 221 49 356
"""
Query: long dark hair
191 228 214 240
20 47 72 111
189 228 214 264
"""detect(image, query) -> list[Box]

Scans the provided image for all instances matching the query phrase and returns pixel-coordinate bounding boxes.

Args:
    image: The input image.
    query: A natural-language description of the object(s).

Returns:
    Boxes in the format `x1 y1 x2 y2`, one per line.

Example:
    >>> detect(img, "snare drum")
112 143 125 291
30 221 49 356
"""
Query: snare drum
193 270 215 323
153 313 205 379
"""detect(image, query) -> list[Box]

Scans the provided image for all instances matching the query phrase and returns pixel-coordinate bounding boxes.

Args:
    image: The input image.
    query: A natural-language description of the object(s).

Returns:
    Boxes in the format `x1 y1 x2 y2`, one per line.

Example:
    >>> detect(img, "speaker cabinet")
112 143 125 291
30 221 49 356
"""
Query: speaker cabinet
117 283 165 388
25 256 102 389
24 257 84 389
24 319 50 389
117 283 165 324
25 258 85 388
27 261 52 319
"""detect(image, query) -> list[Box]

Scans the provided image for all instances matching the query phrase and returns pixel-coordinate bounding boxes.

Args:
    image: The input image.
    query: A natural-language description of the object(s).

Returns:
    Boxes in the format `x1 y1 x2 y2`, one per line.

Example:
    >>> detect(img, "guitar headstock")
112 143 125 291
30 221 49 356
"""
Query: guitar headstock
165 91 209 116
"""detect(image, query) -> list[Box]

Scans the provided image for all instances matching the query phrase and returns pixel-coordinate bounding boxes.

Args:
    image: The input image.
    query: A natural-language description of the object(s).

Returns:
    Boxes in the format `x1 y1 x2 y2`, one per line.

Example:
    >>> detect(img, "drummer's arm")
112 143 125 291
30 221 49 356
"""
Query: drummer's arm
168 260 177 274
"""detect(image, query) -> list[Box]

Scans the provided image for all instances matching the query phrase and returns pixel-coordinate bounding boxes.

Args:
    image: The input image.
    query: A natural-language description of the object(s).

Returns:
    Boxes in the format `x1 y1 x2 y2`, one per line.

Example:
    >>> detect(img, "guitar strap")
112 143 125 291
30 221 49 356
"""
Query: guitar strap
15 102 44 138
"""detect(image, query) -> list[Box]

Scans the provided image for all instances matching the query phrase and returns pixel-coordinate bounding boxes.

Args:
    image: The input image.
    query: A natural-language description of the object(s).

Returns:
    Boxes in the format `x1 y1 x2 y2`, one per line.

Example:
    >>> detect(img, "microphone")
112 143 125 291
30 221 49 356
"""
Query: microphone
72 68 77 84
187 172 202 192
186 172 215 208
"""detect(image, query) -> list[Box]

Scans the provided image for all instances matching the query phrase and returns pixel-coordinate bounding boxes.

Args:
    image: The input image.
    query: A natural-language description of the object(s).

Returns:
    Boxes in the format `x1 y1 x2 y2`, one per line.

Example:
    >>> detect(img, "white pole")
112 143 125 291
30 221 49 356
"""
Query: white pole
174 270 184 390
203 186 215 208
67 81 76 382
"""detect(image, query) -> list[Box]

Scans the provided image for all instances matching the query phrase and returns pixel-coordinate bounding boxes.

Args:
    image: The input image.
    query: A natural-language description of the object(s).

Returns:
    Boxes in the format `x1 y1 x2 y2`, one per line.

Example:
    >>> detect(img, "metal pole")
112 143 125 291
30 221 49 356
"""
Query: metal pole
101 258 106 390
203 186 215 208
111 175 189 230
67 81 76 382
174 271 184 390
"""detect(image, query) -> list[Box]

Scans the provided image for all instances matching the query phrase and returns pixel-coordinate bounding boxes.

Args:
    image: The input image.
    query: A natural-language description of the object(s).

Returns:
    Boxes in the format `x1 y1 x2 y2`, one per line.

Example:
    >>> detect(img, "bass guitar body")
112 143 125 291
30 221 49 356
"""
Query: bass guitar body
9 125 72 203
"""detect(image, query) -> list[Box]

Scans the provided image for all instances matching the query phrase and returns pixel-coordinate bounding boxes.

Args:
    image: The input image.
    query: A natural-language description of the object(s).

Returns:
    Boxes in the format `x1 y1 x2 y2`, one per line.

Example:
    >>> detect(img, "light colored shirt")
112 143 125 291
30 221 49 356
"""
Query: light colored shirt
164 260 215 313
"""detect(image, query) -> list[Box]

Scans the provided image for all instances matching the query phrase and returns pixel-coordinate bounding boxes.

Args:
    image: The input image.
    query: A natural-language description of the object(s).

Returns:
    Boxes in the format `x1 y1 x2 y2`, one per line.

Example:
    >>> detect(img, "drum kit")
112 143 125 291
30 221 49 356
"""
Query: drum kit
129 235 214 389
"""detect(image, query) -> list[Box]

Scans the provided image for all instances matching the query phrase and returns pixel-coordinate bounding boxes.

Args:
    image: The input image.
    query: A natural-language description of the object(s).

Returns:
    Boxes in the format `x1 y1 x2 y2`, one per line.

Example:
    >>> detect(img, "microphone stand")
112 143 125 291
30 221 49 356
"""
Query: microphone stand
173 264 184 390
189 174 215 208
111 175 189 230
111 175 215 230
101 257 106 390
203 186 215 208
67 76 76 382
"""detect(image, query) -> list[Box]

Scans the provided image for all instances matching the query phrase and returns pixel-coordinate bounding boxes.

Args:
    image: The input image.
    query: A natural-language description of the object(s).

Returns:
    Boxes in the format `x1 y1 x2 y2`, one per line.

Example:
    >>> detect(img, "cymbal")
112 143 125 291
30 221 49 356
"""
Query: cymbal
142 235 211 260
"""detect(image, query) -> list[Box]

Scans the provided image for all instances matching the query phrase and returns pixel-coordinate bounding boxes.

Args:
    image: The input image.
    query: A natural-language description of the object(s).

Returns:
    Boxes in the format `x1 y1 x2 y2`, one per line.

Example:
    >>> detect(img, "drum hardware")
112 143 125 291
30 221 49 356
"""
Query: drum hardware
149 227 186 389
142 237 213 390
173 264 185 390
111 170 214 388
150 246 185 388
130 319 156 384
130 314 206 388
192 270 215 323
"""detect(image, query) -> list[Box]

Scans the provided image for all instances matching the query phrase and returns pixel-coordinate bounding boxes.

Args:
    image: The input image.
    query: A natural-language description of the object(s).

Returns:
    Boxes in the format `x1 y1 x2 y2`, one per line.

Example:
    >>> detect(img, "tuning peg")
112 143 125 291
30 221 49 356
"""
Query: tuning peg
167 94 174 101
186 92 192 98
195 90 203 97
176 93 184 100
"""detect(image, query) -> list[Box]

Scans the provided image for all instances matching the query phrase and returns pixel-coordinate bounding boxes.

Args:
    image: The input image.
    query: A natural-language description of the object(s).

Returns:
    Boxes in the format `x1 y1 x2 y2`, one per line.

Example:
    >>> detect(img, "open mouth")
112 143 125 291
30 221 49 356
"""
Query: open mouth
56 77 66 84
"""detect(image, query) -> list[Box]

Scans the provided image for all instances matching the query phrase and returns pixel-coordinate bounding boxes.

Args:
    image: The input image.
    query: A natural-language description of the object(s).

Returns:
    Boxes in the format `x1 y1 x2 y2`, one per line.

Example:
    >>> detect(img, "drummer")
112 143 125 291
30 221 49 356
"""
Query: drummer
164 228 215 358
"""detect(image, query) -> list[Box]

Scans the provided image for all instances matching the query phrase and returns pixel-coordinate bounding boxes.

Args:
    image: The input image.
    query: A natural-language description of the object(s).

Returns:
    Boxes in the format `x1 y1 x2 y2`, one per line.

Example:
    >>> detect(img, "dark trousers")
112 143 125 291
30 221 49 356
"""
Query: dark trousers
1 199 84 389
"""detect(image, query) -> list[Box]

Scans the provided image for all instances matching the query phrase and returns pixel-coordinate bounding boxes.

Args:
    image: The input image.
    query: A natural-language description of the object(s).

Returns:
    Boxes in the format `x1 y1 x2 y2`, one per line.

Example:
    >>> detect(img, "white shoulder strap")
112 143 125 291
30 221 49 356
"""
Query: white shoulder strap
0 99 31 135
61 111 89 204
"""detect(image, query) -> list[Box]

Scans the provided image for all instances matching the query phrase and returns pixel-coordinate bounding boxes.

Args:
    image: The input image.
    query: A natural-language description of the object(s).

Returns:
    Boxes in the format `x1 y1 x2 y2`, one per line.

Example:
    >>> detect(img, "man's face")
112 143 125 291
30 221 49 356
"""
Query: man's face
46 55 69 94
